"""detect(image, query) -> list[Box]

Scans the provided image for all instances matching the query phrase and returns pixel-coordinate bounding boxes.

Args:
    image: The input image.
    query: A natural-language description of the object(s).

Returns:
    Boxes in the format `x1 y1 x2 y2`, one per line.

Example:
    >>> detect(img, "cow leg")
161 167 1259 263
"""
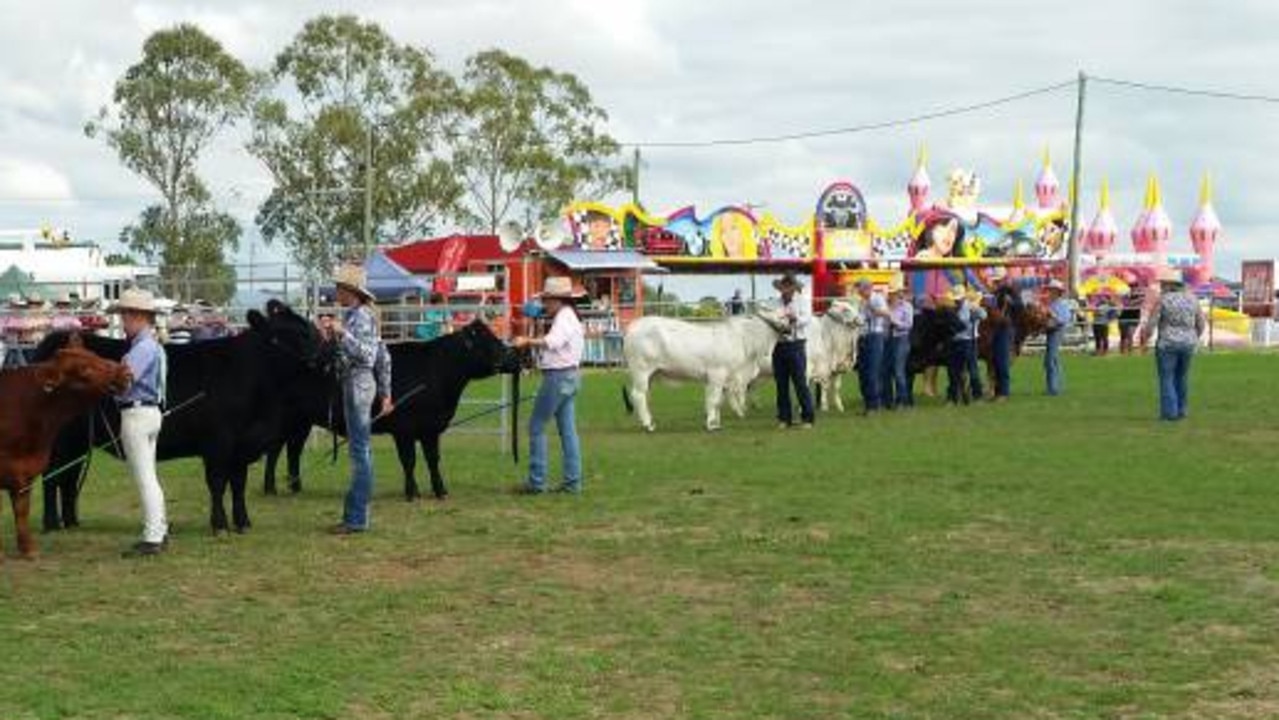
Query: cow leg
287 431 305 494
11 485 37 559
263 441 282 496
832 373 846 412
422 435 448 500
395 434 421 501
42 476 62 532
230 465 251 533
205 463 230 536
628 371 656 432
704 382 724 432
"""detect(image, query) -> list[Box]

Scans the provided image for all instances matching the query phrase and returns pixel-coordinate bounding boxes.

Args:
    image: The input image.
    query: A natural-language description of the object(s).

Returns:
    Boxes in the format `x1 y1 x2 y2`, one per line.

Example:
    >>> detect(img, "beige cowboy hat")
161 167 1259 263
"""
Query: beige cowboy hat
110 287 159 315
1156 268 1185 286
886 278 906 295
536 275 586 300
333 264 375 302
947 284 969 302
773 272 804 292
1045 279 1067 293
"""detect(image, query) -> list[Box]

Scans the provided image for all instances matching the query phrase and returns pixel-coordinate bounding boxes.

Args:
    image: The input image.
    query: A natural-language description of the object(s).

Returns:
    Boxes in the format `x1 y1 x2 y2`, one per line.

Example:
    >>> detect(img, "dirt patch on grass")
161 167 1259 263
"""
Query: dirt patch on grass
523 551 733 603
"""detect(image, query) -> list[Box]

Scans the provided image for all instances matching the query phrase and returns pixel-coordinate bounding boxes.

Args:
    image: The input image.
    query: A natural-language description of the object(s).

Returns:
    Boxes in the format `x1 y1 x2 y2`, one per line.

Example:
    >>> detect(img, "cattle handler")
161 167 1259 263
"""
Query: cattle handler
325 265 391 534
513 276 586 495
113 288 169 557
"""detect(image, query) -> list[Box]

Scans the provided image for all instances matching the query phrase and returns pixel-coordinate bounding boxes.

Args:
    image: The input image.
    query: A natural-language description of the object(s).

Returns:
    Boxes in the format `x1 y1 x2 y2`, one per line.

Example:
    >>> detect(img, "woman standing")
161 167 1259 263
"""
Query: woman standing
325 265 391 534
513 277 586 494
1140 269 1206 421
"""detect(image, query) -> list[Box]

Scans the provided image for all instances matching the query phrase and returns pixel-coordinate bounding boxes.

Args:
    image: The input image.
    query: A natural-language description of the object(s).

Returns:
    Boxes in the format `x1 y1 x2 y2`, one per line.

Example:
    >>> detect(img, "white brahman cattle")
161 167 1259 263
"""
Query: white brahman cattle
806 300 863 412
622 313 784 431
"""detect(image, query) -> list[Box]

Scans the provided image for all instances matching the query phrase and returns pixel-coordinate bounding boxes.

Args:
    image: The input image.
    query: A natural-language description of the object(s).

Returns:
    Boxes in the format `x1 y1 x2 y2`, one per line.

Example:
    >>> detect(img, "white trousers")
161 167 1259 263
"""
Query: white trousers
121 407 167 543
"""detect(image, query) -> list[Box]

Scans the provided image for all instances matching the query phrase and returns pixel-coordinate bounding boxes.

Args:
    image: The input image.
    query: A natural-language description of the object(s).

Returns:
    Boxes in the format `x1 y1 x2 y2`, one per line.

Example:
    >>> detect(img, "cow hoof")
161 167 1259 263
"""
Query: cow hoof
642 424 656 433
19 552 38 562
288 479 302 494
264 486 278 497
234 527 249 535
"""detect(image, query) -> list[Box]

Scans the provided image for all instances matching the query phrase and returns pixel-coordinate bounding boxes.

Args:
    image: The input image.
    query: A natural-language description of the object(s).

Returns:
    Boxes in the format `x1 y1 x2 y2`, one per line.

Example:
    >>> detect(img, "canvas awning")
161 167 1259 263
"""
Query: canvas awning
321 251 431 301
547 250 665 273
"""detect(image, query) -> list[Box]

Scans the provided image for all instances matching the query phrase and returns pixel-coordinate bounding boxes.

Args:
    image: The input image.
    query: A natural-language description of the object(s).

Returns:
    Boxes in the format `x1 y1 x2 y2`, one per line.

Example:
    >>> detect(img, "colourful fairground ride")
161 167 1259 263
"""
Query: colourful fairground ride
557 147 1221 307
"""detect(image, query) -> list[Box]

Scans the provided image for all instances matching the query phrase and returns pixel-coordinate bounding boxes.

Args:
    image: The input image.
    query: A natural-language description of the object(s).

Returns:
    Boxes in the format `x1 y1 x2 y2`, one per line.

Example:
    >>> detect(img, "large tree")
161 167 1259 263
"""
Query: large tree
452 49 631 233
249 14 461 280
120 198 239 303
86 23 253 301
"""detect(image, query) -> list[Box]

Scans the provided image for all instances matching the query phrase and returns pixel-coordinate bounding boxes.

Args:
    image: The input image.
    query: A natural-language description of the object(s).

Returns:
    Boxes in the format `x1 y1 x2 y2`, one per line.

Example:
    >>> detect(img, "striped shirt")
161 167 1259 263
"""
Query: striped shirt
539 306 584 370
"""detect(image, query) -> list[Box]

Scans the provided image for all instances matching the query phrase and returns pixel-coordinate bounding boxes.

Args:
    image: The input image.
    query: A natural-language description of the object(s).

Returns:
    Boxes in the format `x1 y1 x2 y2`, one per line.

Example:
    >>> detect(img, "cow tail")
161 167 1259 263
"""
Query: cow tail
621 384 634 414
813 382 823 410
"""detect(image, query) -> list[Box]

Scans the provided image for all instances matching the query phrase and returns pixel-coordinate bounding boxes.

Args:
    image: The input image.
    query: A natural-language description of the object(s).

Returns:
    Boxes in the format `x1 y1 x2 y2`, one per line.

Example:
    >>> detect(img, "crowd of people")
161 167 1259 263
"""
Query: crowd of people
766 268 1207 424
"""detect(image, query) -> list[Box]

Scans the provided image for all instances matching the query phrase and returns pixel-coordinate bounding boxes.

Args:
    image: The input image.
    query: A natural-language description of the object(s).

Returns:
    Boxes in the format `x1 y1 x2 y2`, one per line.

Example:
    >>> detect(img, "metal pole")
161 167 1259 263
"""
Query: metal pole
1067 71 1087 295
363 123 374 258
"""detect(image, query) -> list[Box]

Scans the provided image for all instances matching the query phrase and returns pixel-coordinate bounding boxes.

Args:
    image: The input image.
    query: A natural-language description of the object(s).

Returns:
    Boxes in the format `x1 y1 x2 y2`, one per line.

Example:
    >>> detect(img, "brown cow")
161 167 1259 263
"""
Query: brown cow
977 302 1052 396
0 335 129 559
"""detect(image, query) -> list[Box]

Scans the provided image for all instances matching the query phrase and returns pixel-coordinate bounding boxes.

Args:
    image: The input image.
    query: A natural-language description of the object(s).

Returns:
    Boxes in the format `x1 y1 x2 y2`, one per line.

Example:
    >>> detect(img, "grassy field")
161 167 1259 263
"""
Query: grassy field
2 352 1278 719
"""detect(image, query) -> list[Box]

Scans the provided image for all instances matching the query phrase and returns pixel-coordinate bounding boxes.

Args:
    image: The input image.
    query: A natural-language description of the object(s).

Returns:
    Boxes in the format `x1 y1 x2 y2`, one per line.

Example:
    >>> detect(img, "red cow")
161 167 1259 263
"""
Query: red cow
0 335 128 559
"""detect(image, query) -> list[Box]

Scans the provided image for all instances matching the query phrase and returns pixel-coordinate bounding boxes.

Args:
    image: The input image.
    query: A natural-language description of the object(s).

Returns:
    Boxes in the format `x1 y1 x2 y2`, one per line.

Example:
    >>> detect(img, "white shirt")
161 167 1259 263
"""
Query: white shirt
780 291 813 342
539 306 585 370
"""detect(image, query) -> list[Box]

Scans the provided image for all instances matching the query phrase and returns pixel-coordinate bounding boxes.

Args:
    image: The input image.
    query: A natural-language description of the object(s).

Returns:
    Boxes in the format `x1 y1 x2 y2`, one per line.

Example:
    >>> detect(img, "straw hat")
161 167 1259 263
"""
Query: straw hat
333 264 375 302
886 279 906 295
536 276 586 300
947 284 969 302
773 272 804 293
1156 268 1184 286
110 287 158 315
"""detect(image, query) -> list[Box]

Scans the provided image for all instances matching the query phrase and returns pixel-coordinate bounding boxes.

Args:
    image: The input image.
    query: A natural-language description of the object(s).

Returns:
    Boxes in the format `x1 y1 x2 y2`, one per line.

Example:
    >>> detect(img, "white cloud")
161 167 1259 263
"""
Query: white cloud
0 159 74 202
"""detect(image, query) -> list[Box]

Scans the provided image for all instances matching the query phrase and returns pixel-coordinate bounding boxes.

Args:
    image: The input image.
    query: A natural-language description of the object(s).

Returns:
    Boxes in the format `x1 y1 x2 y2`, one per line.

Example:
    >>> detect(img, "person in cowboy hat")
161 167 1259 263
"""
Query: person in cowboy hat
1140 268 1206 421
769 272 816 428
944 284 986 405
988 266 1021 401
512 276 587 493
854 277 892 415
324 264 392 533
882 279 914 409
1042 278 1074 396
111 288 170 557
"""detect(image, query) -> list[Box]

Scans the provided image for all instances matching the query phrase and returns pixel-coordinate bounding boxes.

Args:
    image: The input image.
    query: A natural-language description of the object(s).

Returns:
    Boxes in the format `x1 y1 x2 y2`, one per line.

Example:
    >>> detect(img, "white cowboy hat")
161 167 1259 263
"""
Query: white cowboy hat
536 276 586 300
333 264 375 302
886 279 906 295
1046 279 1067 293
1156 268 1184 285
110 287 159 315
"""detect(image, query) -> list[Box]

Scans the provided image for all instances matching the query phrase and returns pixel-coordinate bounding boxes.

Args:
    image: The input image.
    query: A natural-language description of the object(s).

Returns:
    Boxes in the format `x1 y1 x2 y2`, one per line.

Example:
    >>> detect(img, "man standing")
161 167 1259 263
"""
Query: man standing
855 278 891 414
727 289 746 316
771 273 815 429
113 288 169 557
990 270 1021 401
1043 280 1074 396
882 281 914 409
1140 269 1206 421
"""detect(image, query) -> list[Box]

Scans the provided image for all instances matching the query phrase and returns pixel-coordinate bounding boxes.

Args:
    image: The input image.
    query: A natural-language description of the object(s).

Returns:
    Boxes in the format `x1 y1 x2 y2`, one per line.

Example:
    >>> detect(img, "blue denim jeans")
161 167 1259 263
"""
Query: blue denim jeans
342 370 376 530
773 340 815 425
1156 345 1194 420
882 335 912 408
1044 329 1064 396
946 339 970 404
858 333 886 411
991 326 1012 398
528 369 583 492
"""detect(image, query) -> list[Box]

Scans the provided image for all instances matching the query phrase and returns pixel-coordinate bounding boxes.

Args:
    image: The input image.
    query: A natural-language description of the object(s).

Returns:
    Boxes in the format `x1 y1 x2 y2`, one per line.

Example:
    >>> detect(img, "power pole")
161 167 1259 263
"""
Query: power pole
1067 71 1087 294
363 123 374 259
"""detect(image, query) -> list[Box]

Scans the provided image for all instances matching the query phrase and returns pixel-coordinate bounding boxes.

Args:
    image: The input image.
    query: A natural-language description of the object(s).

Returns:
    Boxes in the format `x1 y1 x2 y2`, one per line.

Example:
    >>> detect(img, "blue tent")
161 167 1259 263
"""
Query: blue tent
323 251 430 301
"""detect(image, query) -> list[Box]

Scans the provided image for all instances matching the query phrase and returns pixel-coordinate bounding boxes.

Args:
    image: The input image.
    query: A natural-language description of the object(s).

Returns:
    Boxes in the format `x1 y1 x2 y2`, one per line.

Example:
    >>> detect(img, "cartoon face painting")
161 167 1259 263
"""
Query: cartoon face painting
712 212 756 259
915 215 962 259
1039 219 1067 258
584 211 614 250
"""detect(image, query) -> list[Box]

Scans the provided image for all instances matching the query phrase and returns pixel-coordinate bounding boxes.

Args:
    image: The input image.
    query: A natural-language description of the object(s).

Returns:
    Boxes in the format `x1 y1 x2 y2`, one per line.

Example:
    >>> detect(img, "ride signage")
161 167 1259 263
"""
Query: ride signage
1240 260 1275 318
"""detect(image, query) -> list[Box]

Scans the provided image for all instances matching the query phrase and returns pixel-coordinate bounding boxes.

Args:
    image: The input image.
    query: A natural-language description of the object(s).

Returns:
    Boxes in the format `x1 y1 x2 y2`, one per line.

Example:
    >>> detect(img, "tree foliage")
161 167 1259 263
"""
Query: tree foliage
86 24 252 300
248 14 461 279
121 202 239 303
452 49 631 233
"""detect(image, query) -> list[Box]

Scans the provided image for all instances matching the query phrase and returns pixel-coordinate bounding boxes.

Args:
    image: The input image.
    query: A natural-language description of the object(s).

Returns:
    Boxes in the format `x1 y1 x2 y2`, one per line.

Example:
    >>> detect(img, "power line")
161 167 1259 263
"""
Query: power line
1091 75 1279 105
621 79 1078 149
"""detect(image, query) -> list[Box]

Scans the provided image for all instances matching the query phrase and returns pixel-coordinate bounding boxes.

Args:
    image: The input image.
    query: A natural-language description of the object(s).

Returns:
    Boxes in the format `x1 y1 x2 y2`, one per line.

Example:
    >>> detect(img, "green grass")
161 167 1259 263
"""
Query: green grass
3 353 1279 719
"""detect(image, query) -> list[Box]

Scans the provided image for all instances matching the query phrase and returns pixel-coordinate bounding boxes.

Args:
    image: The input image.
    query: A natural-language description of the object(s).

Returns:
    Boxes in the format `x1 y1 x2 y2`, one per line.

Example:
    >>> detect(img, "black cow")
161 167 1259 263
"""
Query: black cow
908 306 962 377
35 301 326 534
262 319 525 501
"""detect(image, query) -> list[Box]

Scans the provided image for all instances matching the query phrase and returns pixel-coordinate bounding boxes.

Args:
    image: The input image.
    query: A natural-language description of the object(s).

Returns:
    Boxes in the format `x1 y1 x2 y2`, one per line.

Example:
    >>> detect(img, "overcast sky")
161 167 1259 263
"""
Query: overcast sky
2 0 1277 293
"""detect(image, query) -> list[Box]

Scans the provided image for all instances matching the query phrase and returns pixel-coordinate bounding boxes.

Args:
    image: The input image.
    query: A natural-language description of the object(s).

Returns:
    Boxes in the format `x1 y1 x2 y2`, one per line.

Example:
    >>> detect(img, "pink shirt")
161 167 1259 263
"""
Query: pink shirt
539 306 584 370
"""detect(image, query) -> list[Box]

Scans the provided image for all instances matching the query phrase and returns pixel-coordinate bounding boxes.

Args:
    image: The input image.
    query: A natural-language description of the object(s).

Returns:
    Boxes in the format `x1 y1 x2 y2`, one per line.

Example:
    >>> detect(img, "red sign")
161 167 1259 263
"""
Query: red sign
431 236 467 294
1241 260 1275 318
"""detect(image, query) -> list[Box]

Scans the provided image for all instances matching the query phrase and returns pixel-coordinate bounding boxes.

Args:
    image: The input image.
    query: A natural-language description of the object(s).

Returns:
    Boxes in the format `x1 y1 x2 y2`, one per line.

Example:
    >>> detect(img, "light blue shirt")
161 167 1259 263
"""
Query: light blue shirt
861 293 889 335
117 328 166 404
339 305 380 373
1047 297 1074 334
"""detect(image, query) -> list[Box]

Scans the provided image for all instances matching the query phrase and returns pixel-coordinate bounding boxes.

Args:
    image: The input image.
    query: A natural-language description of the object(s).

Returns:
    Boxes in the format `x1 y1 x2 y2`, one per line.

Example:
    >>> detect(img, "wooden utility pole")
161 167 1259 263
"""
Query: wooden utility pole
1067 71 1088 294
